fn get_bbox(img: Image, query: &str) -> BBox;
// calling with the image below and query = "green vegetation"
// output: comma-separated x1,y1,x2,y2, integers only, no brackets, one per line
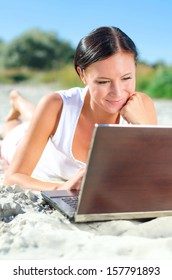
2,29,74,69
0,29,172,98
0,64,83,88
136,63,172,99
40,64,83,88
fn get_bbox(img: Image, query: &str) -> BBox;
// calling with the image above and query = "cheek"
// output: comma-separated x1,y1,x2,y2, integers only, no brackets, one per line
132,77,136,90
91,86,108,100
126,79,136,92
88,87,106,105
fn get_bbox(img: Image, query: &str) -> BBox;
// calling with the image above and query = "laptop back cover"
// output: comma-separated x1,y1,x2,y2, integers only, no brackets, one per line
75,125,172,222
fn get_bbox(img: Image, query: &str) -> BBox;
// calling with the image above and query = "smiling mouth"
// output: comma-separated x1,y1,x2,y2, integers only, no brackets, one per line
107,98,124,104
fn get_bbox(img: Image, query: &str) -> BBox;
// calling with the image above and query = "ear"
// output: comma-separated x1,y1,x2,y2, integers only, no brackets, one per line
77,66,87,84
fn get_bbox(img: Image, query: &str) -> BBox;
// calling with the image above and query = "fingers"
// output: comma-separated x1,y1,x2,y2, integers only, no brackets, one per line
71,167,86,190
59,167,86,191
120,92,147,124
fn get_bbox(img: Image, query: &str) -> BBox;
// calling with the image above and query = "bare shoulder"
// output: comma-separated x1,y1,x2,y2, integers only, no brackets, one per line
36,92,63,117
38,92,63,110
30,92,63,136
137,91,154,104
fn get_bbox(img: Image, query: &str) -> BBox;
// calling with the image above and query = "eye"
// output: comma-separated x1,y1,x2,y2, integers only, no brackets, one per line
122,77,132,81
96,80,110,84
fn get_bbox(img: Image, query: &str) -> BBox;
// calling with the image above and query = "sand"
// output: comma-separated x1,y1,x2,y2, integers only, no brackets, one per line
1,84,172,260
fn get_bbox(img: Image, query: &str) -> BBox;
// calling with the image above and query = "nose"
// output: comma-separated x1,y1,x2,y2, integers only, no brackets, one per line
109,82,122,98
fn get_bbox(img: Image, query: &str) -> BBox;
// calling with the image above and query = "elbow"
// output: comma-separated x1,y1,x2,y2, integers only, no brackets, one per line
3,176,11,187
3,171,17,187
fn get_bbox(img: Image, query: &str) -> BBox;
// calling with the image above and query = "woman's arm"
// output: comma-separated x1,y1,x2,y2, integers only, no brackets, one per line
120,92,157,125
3,93,65,190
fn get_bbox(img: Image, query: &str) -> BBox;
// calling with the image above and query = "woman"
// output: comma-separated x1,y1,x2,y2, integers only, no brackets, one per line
1,26,157,190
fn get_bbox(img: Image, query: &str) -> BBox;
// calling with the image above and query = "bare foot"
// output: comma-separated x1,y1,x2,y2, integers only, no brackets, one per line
5,90,21,121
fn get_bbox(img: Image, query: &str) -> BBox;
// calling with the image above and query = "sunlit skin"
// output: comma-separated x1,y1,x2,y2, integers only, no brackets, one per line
3,52,157,191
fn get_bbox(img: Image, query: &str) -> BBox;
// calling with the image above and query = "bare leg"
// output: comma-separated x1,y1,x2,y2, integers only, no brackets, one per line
2,90,36,138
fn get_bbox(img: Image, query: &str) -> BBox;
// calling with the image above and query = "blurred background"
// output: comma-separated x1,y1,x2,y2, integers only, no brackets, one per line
0,0,172,98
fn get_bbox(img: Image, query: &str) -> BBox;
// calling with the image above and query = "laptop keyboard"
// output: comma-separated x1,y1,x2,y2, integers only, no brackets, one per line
61,196,79,210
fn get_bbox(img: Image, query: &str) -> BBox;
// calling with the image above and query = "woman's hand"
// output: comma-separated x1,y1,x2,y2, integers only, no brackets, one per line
58,167,86,191
120,92,157,125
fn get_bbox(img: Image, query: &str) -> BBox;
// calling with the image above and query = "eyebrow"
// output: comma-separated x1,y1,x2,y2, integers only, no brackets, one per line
121,72,132,77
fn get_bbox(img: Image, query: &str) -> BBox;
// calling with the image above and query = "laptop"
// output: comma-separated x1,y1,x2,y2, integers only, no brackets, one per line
41,124,172,223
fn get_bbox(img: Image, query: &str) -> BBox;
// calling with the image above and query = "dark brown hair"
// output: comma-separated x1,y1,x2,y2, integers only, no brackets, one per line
74,26,138,75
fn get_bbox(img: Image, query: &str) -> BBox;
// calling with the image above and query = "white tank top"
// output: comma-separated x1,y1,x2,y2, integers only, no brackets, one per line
32,87,128,182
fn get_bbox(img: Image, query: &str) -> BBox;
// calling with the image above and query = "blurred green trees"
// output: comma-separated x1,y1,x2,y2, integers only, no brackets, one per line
0,39,6,67
136,63,172,99
0,29,75,69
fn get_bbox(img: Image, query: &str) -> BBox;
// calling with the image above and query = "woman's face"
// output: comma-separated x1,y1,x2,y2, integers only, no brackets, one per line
79,52,136,115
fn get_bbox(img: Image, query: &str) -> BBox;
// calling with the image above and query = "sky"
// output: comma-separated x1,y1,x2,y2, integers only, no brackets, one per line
0,0,172,65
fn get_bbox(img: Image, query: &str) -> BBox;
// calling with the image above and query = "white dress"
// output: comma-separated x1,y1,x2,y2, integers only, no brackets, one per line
1,87,128,182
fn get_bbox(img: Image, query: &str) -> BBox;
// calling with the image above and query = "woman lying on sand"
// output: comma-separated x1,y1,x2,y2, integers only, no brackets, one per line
1,26,157,191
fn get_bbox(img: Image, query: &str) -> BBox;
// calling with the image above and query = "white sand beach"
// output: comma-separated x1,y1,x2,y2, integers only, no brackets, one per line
1,84,172,260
